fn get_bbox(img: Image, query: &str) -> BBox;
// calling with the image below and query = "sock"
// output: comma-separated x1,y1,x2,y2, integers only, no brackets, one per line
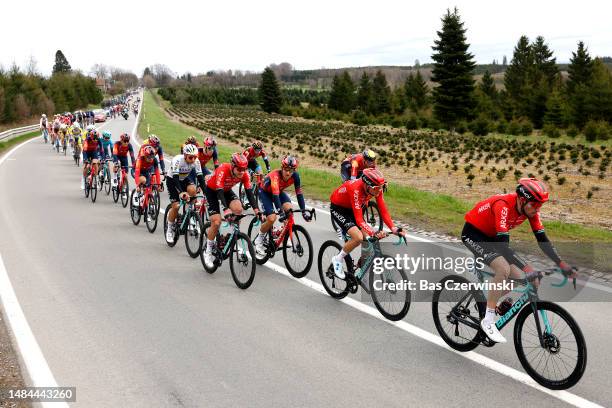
338,250,347,259
484,308,496,324
207,239,215,250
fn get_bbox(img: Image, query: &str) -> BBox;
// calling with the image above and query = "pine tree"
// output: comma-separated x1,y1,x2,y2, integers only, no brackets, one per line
504,36,532,106
544,91,565,127
431,7,476,128
371,70,391,115
502,55,508,66
567,41,593,94
52,50,71,74
328,71,356,113
259,67,282,113
585,58,612,122
405,71,429,113
532,36,558,87
479,70,497,99
357,72,373,113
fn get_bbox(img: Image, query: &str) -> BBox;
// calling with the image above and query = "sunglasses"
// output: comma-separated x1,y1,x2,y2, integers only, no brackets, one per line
185,154,197,160
282,167,295,173
526,201,543,211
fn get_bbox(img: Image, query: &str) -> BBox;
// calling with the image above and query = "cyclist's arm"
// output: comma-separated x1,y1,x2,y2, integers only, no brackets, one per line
157,146,166,172
153,159,161,184
242,171,257,210
351,158,359,179
293,172,306,211
194,159,205,188
530,214,562,265
134,158,142,181
262,153,271,173
112,143,120,162
351,186,375,236
213,148,220,168
375,194,395,231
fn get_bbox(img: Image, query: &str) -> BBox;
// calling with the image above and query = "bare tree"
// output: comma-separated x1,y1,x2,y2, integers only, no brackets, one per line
91,63,109,79
143,75,157,89
25,55,39,76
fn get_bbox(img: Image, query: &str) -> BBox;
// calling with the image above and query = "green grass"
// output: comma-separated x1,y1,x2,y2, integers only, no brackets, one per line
0,131,40,156
141,89,612,245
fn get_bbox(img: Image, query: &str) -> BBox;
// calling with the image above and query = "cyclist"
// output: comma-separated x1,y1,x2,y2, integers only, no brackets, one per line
112,133,136,180
133,145,161,206
197,136,220,176
329,168,405,279
179,136,199,155
81,129,103,190
58,123,68,151
462,178,577,344
243,140,271,176
100,131,114,160
40,114,48,143
254,155,311,256
52,115,61,146
164,144,206,243
340,149,377,181
202,153,260,268
139,134,166,184
70,123,83,154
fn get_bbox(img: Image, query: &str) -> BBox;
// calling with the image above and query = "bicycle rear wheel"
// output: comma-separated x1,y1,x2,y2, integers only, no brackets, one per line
185,211,202,258
432,275,486,352
363,201,383,232
514,301,587,390
90,175,98,203
120,178,129,208
104,167,111,195
369,255,410,321
163,203,180,247
317,240,350,299
229,232,256,289
283,224,313,278
130,190,141,225
112,178,119,203
145,195,159,233
199,222,218,273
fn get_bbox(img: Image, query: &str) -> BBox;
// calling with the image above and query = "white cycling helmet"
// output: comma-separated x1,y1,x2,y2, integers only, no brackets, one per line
60,123,67,129
86,124,95,132
42,114,47,118
183,144,198,156
73,122,81,129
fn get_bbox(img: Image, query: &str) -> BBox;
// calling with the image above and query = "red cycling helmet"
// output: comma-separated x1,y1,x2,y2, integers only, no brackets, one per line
143,146,156,157
231,152,248,170
120,133,130,142
186,135,197,144
252,140,263,150
516,178,549,203
281,155,298,170
204,136,216,147
362,168,386,188
148,135,160,147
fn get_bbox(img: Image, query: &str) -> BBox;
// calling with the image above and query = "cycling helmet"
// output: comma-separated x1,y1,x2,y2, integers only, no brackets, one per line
120,133,130,142
42,114,47,118
102,131,111,139
183,144,198,156
143,146,156,157
252,140,263,150
281,155,298,170
204,136,216,147
362,168,386,188
516,178,549,203
90,130,99,138
186,136,197,144
86,124,95,132
60,123,67,129
148,135,160,146
363,149,377,162
73,122,80,129
231,152,248,170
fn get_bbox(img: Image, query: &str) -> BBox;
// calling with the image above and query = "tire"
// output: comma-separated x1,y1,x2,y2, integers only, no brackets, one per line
317,240,350,299
364,201,383,232
112,182,119,203
247,217,270,265
120,179,129,208
104,167,111,195
145,194,159,233
238,182,250,210
514,301,587,390
432,275,486,352
185,211,202,258
84,176,90,198
90,175,98,203
130,189,141,225
199,222,218,273
229,232,256,289
283,224,313,278
369,255,410,321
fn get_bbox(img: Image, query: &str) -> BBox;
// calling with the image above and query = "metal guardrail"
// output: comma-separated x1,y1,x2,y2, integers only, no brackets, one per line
0,124,39,142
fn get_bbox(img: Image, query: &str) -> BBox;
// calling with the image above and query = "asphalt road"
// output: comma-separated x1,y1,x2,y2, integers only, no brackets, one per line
0,106,610,407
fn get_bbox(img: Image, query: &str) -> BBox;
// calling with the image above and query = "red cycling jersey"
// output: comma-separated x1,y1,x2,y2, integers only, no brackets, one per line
83,134,100,152
342,153,374,178
207,162,251,192
243,146,267,161
113,141,133,157
134,156,160,182
465,193,544,237
330,179,394,236
261,169,303,195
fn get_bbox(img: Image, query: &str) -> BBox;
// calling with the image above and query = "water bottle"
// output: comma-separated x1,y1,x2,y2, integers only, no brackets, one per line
496,297,513,316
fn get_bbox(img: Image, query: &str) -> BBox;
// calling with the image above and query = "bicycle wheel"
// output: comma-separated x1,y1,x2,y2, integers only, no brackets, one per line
145,195,159,233
247,217,270,265
153,190,161,218
283,224,313,278
363,201,383,232
229,232,256,289
317,240,350,299
112,179,119,203
130,190,141,225
84,174,90,198
199,222,218,273
514,301,587,390
104,167,111,195
185,211,202,258
120,178,129,208
369,255,410,321
163,203,180,247
432,275,486,352
238,182,250,209
90,175,98,203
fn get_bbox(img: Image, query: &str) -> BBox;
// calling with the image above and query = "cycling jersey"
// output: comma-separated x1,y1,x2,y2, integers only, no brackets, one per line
330,179,394,236
342,153,373,179
464,193,544,238
261,169,305,211
243,147,271,172
207,163,251,192
112,141,135,168
197,146,219,168
83,133,102,152
134,156,160,184
169,154,204,183
139,139,166,172
100,138,113,160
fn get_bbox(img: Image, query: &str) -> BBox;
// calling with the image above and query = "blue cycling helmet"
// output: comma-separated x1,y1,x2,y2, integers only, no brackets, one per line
102,131,111,139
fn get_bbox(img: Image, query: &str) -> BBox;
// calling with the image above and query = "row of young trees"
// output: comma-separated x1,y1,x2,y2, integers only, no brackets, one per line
0,50,102,125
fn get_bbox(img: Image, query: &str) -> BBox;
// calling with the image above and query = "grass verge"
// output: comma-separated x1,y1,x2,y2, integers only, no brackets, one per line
0,131,40,157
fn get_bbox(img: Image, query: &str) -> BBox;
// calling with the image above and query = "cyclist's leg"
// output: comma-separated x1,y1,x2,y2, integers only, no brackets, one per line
258,190,277,234
166,177,182,222
340,163,352,182
205,186,222,240
227,191,242,215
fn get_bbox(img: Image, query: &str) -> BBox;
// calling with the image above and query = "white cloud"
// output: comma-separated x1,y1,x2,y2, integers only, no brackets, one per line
2,0,611,76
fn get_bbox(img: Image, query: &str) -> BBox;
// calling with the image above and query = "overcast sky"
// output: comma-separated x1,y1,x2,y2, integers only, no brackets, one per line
2,0,611,77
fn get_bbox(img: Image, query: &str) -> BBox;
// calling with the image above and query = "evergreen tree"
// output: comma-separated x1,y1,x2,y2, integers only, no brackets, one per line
371,70,391,115
585,58,612,122
52,50,71,74
479,70,497,99
329,71,356,113
504,35,532,107
357,72,373,113
431,8,476,128
405,71,429,113
567,41,593,94
259,67,282,113
532,36,558,87
544,91,565,127
502,55,508,67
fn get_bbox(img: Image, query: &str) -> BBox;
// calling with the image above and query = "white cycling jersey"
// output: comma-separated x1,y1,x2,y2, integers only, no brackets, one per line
169,154,203,181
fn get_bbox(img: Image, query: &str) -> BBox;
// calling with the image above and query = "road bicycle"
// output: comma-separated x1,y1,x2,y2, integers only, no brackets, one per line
331,201,382,236
318,231,411,321
83,161,98,203
112,165,131,208
163,194,205,258
199,213,257,289
98,159,112,196
73,143,81,166
130,183,161,233
431,265,586,390
247,208,315,278
238,169,262,210
61,135,67,155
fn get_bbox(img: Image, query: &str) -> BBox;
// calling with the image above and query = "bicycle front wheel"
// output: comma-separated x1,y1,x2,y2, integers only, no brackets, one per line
104,167,111,195
283,224,313,278
369,255,410,321
90,175,98,203
238,182,250,210
185,211,202,258
229,232,256,289
514,301,587,390
317,240,349,299
120,179,129,208
130,190,141,225
145,195,159,233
